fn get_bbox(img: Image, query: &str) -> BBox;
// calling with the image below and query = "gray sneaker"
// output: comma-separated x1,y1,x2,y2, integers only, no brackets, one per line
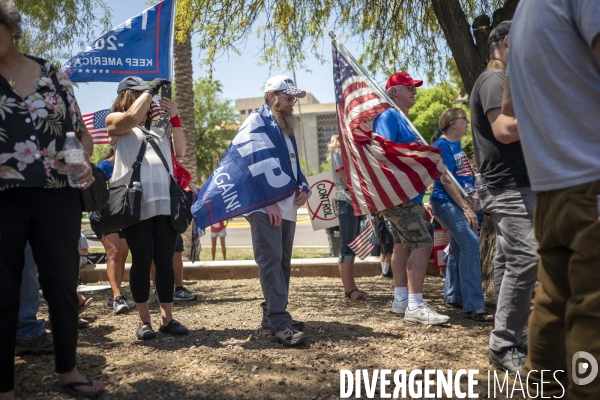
173,286,197,301
108,296,136,309
404,303,450,325
261,315,305,331
270,326,307,346
489,346,525,377
113,295,130,315
390,298,408,315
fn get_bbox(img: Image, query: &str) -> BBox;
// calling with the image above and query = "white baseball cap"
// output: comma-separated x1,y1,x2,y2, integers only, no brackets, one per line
263,75,306,98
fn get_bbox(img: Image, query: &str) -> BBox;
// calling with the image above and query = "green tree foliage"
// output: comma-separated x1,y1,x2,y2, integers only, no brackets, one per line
409,83,474,161
15,0,111,61
409,83,460,145
194,78,239,184
90,144,111,165
185,0,518,93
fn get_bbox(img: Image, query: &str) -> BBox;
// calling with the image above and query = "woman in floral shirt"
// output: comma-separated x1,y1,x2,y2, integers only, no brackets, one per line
0,1,104,398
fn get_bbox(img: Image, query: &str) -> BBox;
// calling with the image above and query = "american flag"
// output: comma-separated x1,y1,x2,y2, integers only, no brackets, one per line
332,40,447,215
83,109,110,145
83,103,164,145
348,222,375,260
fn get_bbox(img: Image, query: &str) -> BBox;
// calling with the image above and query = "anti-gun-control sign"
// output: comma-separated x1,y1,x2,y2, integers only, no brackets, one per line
62,0,175,82
306,172,339,231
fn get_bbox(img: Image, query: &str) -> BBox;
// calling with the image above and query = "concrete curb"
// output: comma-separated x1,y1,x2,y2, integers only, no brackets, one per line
79,257,440,282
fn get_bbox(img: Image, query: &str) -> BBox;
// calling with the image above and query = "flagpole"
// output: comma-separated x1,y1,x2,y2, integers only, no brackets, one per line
329,32,468,198
288,49,310,175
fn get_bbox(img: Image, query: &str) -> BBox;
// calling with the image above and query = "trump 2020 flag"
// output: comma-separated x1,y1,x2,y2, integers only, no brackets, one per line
62,0,175,82
192,104,310,231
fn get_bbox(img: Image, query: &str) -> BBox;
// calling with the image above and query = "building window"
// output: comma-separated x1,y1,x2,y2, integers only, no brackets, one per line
240,110,246,115
317,113,339,167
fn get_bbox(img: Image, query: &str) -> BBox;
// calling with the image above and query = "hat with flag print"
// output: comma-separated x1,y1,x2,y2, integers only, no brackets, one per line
263,75,306,98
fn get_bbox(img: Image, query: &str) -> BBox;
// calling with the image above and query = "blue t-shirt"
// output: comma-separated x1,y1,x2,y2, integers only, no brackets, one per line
430,137,474,203
373,108,424,204
96,159,114,180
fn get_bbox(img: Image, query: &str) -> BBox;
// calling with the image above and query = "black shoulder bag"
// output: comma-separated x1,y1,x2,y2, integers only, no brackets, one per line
89,138,147,232
144,132,193,234
50,71,109,212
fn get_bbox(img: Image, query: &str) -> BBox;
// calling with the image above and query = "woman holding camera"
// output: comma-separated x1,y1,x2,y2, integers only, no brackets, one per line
106,76,187,340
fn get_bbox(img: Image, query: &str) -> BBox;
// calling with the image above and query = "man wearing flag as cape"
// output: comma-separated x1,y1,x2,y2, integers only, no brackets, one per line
192,75,311,346
331,34,450,326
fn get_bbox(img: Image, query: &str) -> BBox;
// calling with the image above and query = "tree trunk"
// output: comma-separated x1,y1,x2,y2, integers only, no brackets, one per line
174,32,197,182
174,32,197,260
430,0,519,94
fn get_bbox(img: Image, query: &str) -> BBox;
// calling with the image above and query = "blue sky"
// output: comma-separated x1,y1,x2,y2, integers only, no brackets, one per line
72,0,429,114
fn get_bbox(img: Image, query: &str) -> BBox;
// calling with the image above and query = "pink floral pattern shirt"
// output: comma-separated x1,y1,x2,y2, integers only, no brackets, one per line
0,56,86,190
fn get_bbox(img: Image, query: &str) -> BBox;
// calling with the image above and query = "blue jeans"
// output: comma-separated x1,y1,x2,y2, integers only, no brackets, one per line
431,201,485,313
17,242,46,340
337,200,361,263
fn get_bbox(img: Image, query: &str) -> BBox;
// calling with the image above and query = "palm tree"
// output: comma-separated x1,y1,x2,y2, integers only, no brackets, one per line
174,31,197,183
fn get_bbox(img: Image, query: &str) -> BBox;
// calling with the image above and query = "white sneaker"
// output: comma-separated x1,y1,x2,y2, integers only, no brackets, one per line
390,298,408,315
404,303,449,325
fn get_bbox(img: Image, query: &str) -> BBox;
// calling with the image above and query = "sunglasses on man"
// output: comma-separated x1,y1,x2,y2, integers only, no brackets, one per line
274,91,298,104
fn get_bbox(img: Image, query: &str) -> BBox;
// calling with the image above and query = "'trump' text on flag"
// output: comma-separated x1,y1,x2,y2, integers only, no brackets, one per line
191,104,310,231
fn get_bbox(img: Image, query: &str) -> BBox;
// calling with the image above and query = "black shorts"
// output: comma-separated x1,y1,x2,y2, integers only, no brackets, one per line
175,233,184,253
92,229,125,241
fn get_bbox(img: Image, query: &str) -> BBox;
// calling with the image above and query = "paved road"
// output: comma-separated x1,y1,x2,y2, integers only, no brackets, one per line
87,218,330,249
199,218,329,248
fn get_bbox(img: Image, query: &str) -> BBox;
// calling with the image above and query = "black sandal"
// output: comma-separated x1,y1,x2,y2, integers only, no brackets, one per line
465,310,494,322
445,302,463,309
345,289,368,300
52,379,105,397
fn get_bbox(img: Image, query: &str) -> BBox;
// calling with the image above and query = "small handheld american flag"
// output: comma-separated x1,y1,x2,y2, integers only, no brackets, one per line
348,223,375,260
83,109,110,145
83,104,164,145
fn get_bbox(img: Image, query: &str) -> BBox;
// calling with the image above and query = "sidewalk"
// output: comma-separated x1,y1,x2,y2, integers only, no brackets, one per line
79,257,439,283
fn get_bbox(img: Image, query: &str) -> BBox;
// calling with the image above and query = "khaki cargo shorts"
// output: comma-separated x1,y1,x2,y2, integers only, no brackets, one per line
380,202,432,249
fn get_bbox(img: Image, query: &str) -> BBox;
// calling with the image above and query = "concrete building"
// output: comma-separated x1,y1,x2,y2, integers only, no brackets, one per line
235,93,337,174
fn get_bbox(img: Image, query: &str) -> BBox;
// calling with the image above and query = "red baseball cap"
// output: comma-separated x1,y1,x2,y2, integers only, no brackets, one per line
385,72,423,90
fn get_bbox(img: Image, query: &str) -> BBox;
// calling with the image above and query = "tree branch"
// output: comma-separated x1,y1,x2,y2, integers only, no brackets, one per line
430,0,486,94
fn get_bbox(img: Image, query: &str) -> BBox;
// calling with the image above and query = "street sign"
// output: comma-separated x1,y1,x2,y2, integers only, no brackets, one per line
306,172,339,231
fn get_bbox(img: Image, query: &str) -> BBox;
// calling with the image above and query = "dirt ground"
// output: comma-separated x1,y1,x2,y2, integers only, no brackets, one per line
14,276,525,399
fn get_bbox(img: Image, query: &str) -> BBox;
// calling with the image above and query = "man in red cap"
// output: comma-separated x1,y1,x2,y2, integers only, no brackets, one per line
373,72,449,326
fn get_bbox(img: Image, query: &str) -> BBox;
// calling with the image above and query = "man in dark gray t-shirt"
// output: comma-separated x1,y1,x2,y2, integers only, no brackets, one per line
469,21,538,378
470,69,529,189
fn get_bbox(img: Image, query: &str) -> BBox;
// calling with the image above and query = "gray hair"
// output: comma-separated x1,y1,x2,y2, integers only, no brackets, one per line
0,0,22,41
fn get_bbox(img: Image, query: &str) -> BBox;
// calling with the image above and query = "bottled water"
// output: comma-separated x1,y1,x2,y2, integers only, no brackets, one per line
63,132,86,188
474,173,487,191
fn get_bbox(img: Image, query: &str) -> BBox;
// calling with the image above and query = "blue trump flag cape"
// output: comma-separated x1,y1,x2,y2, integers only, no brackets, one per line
192,104,310,231
61,0,175,82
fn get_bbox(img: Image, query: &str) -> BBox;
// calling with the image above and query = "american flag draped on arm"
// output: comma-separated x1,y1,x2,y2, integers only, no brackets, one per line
331,37,447,216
